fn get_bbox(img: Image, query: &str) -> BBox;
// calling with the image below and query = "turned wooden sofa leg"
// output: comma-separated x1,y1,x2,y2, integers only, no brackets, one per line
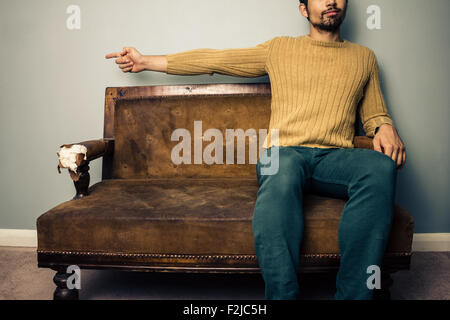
373,272,393,300
73,162,90,200
52,268,79,300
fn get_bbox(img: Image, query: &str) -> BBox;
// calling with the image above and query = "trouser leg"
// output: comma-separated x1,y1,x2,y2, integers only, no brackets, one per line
252,146,311,300
310,148,397,300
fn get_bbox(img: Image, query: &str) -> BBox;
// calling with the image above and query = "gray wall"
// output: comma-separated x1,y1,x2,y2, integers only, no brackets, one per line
0,0,448,233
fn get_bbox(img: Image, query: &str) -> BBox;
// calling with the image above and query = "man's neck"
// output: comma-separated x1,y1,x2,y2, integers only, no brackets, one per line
309,29,343,43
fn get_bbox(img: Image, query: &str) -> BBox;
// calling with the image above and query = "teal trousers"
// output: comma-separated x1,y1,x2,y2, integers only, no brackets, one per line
252,146,397,300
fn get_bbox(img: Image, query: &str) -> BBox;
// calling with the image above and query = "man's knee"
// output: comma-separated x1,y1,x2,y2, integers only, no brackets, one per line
353,150,397,189
257,147,308,193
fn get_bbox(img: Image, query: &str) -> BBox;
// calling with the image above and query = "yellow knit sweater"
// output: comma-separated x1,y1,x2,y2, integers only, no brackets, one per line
166,34,394,149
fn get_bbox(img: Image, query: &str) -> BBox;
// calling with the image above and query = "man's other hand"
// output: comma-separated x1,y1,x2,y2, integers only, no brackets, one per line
105,47,145,73
373,124,406,170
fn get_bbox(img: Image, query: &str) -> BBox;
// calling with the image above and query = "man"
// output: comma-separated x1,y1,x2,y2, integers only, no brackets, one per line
106,0,406,300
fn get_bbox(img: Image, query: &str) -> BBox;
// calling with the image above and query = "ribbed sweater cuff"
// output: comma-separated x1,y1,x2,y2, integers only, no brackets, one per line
365,116,394,137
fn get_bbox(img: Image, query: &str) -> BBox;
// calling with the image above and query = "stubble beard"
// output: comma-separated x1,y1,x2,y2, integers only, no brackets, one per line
310,10,345,32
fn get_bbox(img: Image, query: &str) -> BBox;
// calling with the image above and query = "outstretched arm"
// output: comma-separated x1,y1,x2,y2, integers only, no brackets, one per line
165,38,272,77
105,38,273,77
358,50,406,170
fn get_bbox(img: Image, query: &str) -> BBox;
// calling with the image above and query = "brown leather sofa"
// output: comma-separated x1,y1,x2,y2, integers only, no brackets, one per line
36,83,414,300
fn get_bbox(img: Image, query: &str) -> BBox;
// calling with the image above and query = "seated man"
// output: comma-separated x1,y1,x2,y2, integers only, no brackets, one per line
105,0,406,300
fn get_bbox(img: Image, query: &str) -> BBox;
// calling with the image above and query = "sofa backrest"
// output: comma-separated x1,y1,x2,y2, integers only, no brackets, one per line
103,84,271,179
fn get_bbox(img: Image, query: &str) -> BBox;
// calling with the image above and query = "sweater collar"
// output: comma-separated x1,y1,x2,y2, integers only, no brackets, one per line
301,34,349,48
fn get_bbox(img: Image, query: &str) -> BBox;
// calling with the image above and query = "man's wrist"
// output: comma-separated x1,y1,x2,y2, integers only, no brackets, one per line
375,123,392,135
141,55,152,71
141,55,168,73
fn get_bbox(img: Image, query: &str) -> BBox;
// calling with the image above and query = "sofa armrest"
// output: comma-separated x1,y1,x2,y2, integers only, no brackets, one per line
60,139,112,161
57,139,113,172
353,135,374,150
56,138,114,199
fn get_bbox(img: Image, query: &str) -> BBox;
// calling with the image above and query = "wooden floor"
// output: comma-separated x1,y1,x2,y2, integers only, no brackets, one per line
0,247,448,300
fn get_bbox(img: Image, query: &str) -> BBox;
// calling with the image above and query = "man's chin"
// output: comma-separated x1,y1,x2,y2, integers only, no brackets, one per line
315,24,340,32
315,19,342,32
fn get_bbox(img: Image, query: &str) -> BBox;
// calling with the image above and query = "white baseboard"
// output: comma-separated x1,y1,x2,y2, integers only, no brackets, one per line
0,229,37,247
412,233,450,252
0,229,449,252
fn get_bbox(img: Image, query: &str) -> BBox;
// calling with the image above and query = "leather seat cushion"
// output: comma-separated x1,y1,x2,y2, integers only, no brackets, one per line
37,179,414,255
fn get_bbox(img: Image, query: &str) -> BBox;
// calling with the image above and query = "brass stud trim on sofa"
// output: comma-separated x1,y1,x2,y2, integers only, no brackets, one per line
37,250,411,260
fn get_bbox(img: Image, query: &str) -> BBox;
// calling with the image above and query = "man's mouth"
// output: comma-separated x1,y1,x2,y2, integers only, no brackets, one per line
324,9,339,16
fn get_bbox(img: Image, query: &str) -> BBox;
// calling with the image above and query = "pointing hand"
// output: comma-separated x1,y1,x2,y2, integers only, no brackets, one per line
105,47,145,73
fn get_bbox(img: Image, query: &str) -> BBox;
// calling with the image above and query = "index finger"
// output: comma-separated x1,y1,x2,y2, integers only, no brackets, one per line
105,52,123,59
